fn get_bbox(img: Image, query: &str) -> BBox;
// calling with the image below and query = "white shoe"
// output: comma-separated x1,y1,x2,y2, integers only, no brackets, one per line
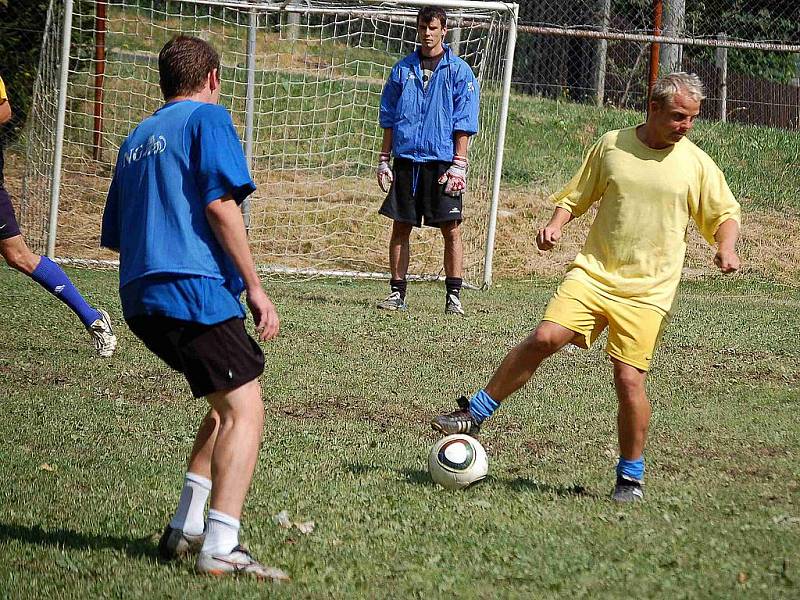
444,293,465,316
377,291,407,311
196,545,290,581
88,308,117,358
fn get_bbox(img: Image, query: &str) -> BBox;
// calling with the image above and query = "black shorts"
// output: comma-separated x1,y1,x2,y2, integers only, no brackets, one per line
379,158,463,228
0,187,22,240
126,315,265,398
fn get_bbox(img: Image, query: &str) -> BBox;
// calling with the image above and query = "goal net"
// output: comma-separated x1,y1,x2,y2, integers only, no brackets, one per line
21,0,518,286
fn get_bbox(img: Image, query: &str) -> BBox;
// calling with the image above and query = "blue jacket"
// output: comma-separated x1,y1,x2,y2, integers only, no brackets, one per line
379,45,480,163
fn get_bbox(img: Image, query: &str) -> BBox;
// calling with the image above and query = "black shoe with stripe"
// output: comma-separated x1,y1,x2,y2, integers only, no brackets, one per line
431,396,480,436
611,475,644,502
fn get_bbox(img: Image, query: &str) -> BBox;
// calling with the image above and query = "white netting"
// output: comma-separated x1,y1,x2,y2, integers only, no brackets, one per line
21,0,516,285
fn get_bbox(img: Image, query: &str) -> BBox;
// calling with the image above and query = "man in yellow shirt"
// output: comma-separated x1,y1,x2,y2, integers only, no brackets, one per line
431,72,741,502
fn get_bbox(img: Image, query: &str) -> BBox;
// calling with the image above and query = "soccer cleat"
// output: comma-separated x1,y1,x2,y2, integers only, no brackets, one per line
157,524,205,562
88,308,117,358
611,475,644,503
196,545,290,581
444,293,465,316
377,291,407,311
431,396,480,436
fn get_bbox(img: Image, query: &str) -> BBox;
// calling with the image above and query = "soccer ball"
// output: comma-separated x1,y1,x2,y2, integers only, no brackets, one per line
428,434,488,490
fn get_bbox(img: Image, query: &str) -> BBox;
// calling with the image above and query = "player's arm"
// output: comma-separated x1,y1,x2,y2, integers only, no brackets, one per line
536,207,574,251
540,136,607,251
376,67,402,192
439,132,470,194
454,131,469,158
713,218,740,273
0,94,12,125
205,195,279,341
377,128,393,192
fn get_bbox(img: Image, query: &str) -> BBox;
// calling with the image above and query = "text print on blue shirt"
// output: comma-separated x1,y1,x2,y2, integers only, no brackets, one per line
124,135,167,165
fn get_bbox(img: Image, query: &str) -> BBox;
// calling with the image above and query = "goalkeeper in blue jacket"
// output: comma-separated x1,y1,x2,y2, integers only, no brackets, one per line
376,5,480,316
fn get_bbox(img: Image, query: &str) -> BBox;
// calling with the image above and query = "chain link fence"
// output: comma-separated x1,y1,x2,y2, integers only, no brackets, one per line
512,0,800,128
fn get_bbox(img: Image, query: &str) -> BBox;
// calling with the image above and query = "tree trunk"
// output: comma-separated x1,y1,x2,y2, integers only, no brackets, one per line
660,0,685,74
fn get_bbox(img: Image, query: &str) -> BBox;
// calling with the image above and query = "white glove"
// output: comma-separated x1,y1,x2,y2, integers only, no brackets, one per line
438,155,468,195
376,153,393,192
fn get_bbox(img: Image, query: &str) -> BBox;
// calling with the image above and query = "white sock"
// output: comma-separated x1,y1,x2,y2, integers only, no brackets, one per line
202,509,240,556
169,472,211,536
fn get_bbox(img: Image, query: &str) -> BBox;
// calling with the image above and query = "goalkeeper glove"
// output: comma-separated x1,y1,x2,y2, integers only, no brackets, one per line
438,155,468,195
376,153,393,192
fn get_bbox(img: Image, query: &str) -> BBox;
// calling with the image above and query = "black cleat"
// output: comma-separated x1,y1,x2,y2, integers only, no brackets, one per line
158,524,205,562
431,396,480,436
611,475,644,502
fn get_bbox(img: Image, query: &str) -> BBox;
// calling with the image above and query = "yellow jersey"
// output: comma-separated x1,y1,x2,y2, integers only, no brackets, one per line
550,126,741,316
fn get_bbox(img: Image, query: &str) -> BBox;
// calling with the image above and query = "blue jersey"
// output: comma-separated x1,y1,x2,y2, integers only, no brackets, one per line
379,45,479,163
101,100,256,323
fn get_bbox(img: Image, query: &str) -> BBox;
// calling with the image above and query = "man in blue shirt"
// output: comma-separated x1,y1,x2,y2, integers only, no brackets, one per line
376,5,480,315
102,36,283,579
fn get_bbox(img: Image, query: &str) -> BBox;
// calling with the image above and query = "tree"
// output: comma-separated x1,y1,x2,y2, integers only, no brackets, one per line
0,0,50,139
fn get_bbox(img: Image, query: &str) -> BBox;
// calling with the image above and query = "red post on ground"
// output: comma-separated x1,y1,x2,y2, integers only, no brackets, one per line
647,0,663,107
93,0,107,161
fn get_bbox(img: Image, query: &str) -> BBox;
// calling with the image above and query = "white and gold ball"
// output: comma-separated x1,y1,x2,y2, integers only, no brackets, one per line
428,434,488,490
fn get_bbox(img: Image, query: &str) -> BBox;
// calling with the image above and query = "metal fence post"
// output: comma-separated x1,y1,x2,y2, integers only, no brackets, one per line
47,0,75,259
482,4,518,289
243,8,257,230
716,33,728,122
594,0,611,106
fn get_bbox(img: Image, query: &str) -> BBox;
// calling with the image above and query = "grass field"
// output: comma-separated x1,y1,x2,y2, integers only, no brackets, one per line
1,266,798,598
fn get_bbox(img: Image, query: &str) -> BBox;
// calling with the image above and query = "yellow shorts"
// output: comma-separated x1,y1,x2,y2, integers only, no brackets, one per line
542,278,668,371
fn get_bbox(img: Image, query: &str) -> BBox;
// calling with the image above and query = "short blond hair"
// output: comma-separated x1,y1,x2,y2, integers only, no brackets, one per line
651,72,705,106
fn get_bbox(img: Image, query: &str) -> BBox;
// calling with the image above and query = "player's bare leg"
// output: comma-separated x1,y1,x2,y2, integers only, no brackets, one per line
379,221,413,310
389,220,413,280
441,221,462,279
433,321,577,434
158,409,220,561
0,234,42,275
485,321,576,400
205,379,264,520
612,360,650,459
441,221,465,315
194,378,278,578
186,409,220,479
611,358,650,502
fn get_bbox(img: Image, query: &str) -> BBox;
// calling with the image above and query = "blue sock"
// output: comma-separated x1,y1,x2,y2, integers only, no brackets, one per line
616,456,645,482
468,389,500,424
30,256,100,328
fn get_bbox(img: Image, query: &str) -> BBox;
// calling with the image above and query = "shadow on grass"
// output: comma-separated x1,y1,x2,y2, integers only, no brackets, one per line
346,463,437,487
0,522,158,561
346,463,596,497
505,478,597,498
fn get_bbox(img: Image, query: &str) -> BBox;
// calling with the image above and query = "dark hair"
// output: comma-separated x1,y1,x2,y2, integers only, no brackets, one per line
417,5,447,29
158,36,220,100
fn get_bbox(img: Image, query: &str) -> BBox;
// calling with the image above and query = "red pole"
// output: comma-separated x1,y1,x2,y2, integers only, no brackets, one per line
648,0,663,106
93,0,107,161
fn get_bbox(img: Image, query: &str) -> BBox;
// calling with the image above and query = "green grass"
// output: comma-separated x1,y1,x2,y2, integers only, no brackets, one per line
1,266,798,598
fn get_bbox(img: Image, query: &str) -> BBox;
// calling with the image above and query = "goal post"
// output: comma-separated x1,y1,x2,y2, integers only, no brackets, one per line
22,0,519,288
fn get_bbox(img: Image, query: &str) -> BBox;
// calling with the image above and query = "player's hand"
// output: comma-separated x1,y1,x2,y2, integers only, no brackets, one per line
714,248,740,274
246,287,280,341
536,225,562,251
376,153,393,192
438,155,468,195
